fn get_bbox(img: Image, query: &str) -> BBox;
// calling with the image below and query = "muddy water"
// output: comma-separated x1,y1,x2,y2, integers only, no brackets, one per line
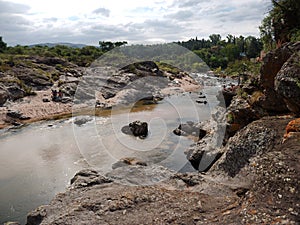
0,91,215,224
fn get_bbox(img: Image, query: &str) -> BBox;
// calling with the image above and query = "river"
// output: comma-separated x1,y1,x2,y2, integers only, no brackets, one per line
0,74,235,224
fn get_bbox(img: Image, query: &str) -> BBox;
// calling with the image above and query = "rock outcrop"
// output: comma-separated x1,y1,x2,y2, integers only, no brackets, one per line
258,41,300,114
275,49,300,115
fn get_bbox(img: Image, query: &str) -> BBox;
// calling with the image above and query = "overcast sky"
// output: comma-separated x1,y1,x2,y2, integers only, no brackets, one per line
0,0,271,46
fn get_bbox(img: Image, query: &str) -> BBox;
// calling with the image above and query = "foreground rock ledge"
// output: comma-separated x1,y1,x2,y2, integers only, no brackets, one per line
26,117,300,225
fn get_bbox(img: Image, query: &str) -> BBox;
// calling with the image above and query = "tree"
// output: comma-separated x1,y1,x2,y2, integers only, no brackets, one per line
0,36,7,53
245,36,263,58
221,44,240,62
99,41,127,52
260,0,300,49
209,34,221,46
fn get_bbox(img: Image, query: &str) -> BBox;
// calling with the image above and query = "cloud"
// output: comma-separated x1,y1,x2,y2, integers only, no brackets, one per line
0,0,269,46
92,7,110,17
0,0,30,14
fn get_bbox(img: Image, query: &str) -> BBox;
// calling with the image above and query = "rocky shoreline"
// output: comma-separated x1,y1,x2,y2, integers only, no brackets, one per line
3,42,300,224
0,59,199,130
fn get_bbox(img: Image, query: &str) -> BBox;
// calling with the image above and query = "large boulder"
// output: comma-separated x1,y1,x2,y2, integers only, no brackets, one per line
211,117,290,177
260,42,297,89
275,50,300,115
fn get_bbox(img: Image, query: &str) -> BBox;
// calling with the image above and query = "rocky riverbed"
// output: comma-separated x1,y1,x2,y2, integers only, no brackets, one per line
2,42,300,224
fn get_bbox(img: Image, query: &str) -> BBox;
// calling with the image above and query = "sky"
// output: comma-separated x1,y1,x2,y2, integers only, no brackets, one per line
0,0,271,46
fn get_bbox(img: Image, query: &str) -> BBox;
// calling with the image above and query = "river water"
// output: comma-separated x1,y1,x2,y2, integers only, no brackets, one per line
0,74,235,224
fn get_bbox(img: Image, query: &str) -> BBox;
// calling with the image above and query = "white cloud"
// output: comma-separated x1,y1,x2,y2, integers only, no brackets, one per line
0,0,270,46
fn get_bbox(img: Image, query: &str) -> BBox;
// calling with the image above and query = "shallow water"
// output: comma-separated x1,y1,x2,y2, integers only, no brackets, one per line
0,73,234,224
0,92,212,224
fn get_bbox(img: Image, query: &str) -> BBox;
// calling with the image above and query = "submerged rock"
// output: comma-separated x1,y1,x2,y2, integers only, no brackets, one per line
74,116,93,126
112,157,147,169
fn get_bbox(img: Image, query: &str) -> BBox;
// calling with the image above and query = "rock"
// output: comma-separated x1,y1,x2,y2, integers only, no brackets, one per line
226,96,264,138
112,157,147,169
36,57,69,67
6,84,25,100
251,89,289,113
121,61,163,78
101,88,116,99
16,71,52,90
184,107,227,171
217,89,236,107
121,121,148,138
42,98,50,102
19,115,31,120
0,86,8,106
275,49,300,115
284,118,300,139
196,100,208,104
61,96,72,103
70,169,112,188
74,116,93,126
173,121,207,139
106,165,173,186
4,222,21,225
60,82,78,97
185,141,223,172
26,206,47,225
260,42,295,89
211,117,290,177
6,110,22,119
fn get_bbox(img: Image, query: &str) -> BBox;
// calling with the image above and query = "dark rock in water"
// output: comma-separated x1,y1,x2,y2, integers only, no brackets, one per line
112,157,147,169
121,120,148,138
196,100,208,104
7,110,22,119
74,116,93,126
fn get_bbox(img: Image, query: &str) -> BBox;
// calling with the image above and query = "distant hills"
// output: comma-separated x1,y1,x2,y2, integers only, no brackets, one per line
29,42,90,48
